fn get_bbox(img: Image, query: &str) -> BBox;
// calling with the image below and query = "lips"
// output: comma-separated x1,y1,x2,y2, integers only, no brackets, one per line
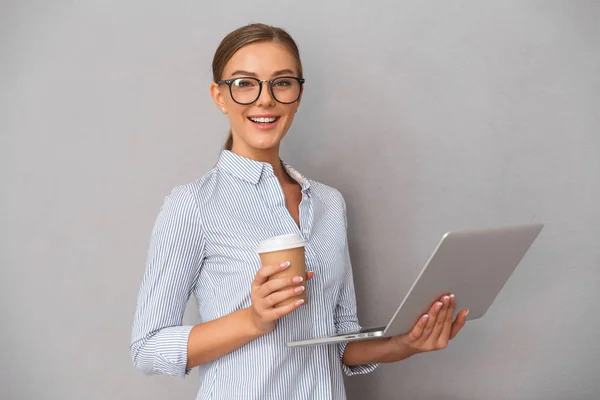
247,115,281,131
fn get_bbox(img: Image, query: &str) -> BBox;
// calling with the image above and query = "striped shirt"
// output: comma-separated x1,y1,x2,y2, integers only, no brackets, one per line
130,150,378,399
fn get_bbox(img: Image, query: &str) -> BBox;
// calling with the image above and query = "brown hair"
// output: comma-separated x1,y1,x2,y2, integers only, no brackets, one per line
212,23,303,150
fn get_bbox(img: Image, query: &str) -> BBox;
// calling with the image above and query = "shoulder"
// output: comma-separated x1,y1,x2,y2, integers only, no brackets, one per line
307,178,347,212
175,166,222,202
305,177,350,234
159,167,220,217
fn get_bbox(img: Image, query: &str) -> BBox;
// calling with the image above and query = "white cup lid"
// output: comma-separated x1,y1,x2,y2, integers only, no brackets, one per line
256,233,307,254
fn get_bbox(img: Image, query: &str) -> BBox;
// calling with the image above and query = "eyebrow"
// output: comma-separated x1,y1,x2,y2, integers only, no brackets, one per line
271,69,295,77
230,70,257,77
229,69,296,78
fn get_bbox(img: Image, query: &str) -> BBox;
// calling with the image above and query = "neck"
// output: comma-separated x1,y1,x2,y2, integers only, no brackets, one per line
230,142,291,183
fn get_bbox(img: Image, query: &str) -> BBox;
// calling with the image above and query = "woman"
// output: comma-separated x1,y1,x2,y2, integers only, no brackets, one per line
130,23,468,399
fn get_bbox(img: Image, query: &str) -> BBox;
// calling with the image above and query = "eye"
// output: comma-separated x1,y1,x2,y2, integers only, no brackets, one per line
274,79,293,88
233,78,257,88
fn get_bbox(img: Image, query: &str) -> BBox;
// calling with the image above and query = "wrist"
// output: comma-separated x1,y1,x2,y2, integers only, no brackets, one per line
242,307,271,338
389,336,420,359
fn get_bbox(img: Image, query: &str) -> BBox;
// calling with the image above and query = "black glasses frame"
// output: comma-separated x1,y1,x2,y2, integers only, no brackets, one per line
217,76,305,105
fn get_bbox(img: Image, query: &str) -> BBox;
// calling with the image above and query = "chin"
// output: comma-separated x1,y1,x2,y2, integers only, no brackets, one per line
249,137,282,151
242,129,285,151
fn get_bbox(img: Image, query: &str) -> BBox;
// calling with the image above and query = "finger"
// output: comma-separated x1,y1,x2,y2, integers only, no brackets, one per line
258,275,303,298
429,295,450,340
406,314,429,342
439,294,456,341
265,285,305,308
267,298,305,320
450,309,469,340
420,300,443,340
306,271,315,281
253,261,290,287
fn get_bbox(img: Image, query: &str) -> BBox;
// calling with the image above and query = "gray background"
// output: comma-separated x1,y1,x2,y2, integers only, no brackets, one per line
2,1,599,399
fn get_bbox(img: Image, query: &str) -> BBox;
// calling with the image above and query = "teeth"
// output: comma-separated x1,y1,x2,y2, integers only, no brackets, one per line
250,117,277,123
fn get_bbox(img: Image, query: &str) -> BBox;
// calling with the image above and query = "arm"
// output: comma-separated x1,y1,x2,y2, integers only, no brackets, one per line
185,308,262,367
186,265,316,368
131,187,309,377
343,337,417,366
130,186,206,378
343,295,469,366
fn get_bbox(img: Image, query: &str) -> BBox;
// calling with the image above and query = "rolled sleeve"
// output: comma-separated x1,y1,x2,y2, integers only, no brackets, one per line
338,341,379,376
335,195,379,376
334,268,380,376
130,185,205,378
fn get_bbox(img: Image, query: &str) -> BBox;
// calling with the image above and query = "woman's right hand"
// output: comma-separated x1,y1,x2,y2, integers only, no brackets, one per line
249,261,313,334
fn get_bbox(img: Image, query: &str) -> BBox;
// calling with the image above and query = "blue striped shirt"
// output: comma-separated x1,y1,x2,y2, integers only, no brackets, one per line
131,150,378,399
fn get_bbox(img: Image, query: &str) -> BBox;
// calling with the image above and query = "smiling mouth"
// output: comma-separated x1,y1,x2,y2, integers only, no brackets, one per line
248,116,280,124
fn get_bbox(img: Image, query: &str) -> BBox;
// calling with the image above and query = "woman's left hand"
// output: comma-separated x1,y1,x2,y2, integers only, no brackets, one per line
392,294,468,355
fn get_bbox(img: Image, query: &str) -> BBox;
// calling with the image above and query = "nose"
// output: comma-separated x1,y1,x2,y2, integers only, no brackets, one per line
255,81,276,107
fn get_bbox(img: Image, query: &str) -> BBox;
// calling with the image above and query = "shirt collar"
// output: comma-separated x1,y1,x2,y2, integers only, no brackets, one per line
282,161,311,192
217,150,311,191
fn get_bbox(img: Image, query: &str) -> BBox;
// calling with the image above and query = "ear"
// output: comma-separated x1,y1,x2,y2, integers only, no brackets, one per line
210,82,228,114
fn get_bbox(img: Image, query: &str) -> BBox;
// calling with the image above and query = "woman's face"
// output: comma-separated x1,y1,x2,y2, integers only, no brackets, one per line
211,41,302,153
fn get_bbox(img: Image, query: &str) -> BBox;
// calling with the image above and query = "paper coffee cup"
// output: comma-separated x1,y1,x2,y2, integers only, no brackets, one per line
257,234,307,307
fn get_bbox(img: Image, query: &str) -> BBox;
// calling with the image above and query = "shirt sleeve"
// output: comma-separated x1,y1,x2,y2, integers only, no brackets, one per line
334,194,380,376
130,185,205,378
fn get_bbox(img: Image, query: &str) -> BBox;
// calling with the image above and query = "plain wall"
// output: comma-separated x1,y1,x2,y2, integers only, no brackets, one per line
2,1,599,399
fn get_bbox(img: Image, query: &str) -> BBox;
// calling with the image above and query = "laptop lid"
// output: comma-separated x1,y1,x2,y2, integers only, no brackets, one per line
382,223,544,337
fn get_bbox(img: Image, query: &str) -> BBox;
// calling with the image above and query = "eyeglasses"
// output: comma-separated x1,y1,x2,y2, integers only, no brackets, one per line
217,76,305,105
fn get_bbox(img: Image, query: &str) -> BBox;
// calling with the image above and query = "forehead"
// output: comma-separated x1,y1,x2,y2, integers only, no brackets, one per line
222,41,299,77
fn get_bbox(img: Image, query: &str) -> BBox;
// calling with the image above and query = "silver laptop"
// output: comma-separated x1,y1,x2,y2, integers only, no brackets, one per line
287,223,544,347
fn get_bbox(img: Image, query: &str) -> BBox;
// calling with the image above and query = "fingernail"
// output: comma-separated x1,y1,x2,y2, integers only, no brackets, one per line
295,299,304,306
437,302,443,308
293,276,303,283
423,314,429,320
295,286,305,293
465,309,470,316
280,261,290,268
449,294,455,299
